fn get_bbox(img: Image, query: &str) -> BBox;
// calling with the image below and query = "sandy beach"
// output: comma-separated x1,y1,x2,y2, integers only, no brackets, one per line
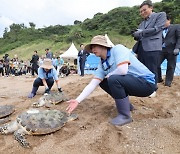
0,74,180,154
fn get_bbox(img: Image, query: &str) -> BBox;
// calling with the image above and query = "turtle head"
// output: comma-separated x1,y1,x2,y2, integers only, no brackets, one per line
0,126,7,134
32,97,47,107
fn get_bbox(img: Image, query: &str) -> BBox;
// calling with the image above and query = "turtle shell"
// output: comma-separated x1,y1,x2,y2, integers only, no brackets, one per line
0,105,15,119
32,92,69,108
44,92,69,105
16,109,70,135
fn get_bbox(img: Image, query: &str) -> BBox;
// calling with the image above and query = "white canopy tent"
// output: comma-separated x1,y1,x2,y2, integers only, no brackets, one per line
60,42,78,59
60,42,79,65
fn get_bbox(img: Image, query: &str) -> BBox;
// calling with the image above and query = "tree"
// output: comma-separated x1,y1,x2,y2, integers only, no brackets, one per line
74,20,82,25
29,22,36,28
9,23,26,32
3,28,9,38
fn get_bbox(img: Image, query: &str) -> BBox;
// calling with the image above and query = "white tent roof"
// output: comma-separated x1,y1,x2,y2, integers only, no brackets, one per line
105,34,114,47
60,42,78,59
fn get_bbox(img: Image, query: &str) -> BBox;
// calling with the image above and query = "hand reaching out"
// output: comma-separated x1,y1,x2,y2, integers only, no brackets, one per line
66,99,79,114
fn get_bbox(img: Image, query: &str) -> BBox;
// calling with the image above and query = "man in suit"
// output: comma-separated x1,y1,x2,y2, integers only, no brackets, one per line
132,0,166,96
78,44,90,76
45,48,53,59
157,15,180,87
30,50,39,76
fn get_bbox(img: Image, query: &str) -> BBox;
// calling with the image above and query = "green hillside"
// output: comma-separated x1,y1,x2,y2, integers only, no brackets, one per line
0,0,179,60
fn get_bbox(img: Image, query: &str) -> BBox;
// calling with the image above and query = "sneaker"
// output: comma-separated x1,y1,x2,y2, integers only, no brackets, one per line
148,91,156,98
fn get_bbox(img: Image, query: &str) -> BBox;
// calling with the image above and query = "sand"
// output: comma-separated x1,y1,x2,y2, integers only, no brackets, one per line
0,74,180,154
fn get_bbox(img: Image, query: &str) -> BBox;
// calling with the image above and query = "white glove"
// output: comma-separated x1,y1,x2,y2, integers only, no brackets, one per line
173,48,179,56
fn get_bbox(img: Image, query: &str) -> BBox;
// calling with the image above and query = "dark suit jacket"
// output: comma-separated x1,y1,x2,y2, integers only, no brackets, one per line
78,50,90,63
163,24,180,53
30,54,39,68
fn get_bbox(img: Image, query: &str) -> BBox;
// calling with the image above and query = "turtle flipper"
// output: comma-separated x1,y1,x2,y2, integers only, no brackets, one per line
14,129,30,148
67,113,78,121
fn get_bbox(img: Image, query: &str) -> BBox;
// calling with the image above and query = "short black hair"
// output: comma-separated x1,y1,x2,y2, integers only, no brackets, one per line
166,14,171,21
80,44,84,47
140,0,153,8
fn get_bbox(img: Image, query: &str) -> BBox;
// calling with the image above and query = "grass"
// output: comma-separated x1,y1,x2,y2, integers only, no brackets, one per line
0,35,136,61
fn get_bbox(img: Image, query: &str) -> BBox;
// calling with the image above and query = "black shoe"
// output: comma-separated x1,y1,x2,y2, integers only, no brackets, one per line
165,81,171,87
158,79,163,83
155,85,158,91
165,84,171,87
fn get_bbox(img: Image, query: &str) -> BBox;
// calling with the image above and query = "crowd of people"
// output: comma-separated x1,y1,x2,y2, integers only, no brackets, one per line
0,54,31,77
0,49,66,78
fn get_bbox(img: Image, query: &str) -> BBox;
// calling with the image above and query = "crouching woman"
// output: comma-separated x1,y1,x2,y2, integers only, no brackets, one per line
66,35,155,126
28,58,62,98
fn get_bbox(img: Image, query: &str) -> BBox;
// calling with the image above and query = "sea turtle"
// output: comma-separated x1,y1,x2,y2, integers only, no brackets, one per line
0,109,78,148
32,91,69,107
0,105,15,125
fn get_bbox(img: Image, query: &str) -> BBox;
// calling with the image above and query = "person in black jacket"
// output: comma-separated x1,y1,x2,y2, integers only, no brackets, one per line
30,50,39,76
157,15,180,87
4,54,10,76
78,44,90,76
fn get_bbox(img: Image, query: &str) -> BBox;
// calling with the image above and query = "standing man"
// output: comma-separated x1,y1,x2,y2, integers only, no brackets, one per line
132,0,166,96
78,44,90,76
45,48,53,59
4,54,10,77
30,50,39,76
157,15,180,87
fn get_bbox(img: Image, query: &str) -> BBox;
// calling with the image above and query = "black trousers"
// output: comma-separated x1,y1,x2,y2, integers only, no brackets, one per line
157,48,177,86
79,60,85,76
137,42,160,89
31,64,39,76
99,74,155,99
0,68,4,76
33,77,54,89
4,64,10,76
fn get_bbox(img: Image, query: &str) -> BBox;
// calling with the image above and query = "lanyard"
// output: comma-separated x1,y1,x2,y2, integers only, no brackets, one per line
101,49,111,71
43,69,51,78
